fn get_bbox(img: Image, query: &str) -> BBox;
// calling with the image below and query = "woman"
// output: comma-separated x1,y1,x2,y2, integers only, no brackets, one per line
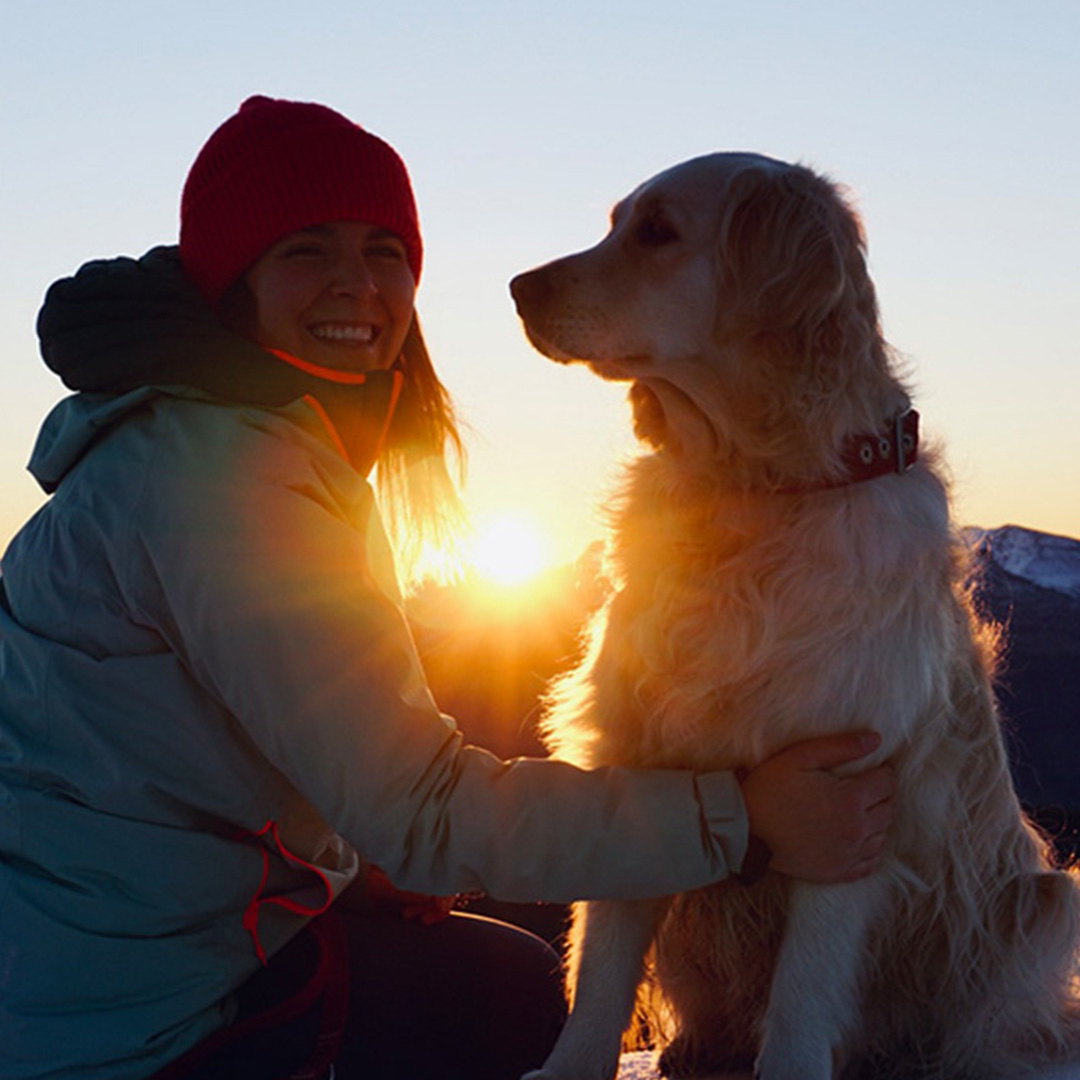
0,96,894,1080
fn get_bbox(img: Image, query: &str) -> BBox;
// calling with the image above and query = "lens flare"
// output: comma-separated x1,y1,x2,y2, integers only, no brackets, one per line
470,513,551,586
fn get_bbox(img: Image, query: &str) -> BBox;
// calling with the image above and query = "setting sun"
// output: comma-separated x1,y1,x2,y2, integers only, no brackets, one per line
470,513,551,586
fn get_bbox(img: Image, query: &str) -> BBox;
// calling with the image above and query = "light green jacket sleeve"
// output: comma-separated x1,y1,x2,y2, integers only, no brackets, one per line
124,398,749,902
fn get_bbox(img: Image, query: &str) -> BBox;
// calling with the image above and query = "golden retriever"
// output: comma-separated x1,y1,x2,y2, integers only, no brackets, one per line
509,153,1080,1080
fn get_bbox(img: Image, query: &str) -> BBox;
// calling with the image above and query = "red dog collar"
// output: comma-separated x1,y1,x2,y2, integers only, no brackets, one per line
781,409,920,494
839,408,920,485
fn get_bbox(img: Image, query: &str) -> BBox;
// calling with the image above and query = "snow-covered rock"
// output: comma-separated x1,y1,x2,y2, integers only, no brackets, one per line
958,525,1080,826
967,524,1080,600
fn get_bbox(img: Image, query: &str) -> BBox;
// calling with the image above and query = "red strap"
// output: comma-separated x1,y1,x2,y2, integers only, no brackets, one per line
288,912,350,1080
301,364,403,476
239,820,336,965
151,910,350,1080
262,346,374,385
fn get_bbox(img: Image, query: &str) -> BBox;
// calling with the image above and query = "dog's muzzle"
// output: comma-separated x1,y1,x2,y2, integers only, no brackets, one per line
509,268,573,361
509,267,554,320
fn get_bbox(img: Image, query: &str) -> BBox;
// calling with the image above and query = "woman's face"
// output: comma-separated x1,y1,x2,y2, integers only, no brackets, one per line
243,220,416,374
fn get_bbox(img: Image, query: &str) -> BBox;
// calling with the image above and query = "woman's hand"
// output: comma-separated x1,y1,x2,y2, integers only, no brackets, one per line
738,731,895,884
363,865,458,925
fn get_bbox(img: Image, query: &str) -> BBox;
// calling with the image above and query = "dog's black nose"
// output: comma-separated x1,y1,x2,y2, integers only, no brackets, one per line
509,268,553,315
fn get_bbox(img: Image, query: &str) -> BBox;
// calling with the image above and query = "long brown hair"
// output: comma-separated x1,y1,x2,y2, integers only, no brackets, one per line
377,313,468,587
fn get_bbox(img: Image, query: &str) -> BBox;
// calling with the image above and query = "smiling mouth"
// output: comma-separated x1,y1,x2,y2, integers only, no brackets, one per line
310,323,378,345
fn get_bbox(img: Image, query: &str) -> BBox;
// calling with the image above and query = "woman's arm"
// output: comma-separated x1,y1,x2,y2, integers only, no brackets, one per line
126,398,892,903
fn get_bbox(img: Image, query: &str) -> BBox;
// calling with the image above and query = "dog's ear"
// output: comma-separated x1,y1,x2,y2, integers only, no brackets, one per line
629,382,667,449
717,164,866,348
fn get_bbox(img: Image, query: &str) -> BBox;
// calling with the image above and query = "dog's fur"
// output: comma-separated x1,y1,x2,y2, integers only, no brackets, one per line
510,153,1080,1080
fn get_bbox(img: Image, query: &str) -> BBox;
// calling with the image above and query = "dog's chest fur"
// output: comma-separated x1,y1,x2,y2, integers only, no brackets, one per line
549,445,957,779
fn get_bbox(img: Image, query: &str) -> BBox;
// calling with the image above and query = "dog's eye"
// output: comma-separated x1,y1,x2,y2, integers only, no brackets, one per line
636,215,679,247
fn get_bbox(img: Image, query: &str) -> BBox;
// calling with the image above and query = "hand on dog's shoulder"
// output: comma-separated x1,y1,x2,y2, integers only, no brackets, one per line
739,731,895,885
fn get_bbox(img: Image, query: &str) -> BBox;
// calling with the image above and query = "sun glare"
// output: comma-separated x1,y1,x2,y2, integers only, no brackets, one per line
470,513,551,587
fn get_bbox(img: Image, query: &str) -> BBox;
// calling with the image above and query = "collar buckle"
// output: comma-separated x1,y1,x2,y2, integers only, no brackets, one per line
894,408,919,475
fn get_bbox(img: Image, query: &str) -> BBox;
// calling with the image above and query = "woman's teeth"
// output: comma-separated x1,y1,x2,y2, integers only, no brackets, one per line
311,324,375,343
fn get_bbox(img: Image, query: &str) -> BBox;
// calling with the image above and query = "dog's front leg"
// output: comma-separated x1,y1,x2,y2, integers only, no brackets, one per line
523,897,669,1080
754,874,889,1080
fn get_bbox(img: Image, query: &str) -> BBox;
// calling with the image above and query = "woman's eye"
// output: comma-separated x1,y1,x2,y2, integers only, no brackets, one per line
368,243,406,261
282,244,325,258
637,216,679,247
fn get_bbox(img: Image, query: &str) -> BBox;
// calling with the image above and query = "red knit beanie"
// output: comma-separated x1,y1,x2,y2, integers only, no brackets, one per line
179,95,423,304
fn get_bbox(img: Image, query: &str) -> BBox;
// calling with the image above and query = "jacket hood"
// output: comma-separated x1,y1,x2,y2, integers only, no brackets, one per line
38,246,311,402
32,246,403,490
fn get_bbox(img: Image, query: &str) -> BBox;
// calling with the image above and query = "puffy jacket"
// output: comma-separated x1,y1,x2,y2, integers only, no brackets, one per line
0,249,748,1079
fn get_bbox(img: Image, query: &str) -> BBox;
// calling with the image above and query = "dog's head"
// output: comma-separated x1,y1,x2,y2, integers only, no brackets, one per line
510,153,906,486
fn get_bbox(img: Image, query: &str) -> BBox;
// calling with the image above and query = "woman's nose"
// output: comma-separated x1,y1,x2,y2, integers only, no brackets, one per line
331,254,377,296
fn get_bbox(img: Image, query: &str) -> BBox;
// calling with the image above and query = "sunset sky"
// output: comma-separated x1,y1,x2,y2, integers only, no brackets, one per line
2,1,1077,574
